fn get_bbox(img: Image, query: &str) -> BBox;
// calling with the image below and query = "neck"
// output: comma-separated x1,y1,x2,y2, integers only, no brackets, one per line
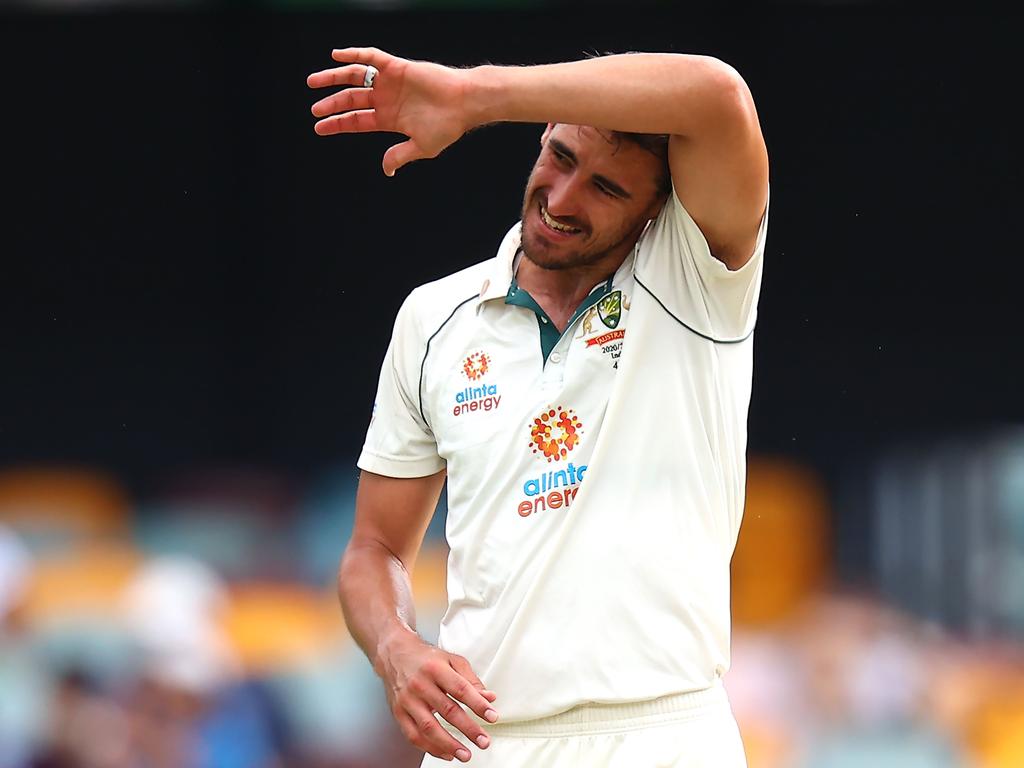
514,236,638,333
516,253,622,310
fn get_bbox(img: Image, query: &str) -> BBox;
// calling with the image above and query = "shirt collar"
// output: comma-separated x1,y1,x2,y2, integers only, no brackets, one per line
475,220,639,305
476,222,522,305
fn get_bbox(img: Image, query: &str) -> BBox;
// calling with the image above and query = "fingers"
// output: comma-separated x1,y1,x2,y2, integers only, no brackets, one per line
396,709,471,763
331,46,389,68
311,87,373,118
314,110,379,137
438,657,500,724
423,689,491,753
391,656,498,760
448,654,500,711
382,140,429,177
306,64,371,90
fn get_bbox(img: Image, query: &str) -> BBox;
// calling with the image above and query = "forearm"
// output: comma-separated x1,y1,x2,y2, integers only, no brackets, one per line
338,539,420,675
465,53,745,138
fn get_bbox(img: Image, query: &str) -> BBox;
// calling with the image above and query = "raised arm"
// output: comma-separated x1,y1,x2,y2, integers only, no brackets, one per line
308,48,768,267
341,469,499,763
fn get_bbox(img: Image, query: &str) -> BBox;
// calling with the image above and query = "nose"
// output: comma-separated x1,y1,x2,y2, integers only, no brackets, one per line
544,173,585,219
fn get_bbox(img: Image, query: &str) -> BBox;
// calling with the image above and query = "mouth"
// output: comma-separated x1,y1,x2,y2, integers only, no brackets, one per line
537,201,583,238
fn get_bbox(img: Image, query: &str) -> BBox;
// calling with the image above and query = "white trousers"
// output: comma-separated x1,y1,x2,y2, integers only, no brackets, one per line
421,682,748,768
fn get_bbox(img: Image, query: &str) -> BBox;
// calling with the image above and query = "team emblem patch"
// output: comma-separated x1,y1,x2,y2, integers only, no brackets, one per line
462,351,490,381
597,291,622,329
528,406,583,463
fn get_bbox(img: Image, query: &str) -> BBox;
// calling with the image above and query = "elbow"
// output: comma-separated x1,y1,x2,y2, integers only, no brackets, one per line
336,536,373,592
338,534,410,585
667,55,759,138
698,60,760,141
716,61,758,124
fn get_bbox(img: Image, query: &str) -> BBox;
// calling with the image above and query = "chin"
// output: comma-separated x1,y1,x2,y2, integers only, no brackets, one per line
521,239,578,272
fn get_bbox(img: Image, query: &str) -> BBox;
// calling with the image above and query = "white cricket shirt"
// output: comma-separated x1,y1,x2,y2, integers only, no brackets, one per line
358,185,769,721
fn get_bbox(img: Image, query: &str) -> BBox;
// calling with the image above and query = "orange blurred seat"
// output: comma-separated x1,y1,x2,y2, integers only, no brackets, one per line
21,542,144,624
734,721,793,768
962,673,1024,768
731,458,830,626
221,582,349,675
411,541,449,606
0,467,131,552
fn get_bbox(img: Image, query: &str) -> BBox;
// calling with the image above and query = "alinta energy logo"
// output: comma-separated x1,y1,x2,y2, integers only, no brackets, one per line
462,351,490,381
518,406,587,517
529,406,582,462
453,350,501,417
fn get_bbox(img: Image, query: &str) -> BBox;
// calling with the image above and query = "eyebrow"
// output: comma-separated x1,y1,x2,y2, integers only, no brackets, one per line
549,138,633,200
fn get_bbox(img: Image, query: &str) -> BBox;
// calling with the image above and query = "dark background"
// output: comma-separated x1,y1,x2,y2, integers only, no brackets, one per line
2,7,1018,562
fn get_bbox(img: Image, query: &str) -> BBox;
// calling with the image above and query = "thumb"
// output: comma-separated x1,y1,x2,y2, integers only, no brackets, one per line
382,139,427,177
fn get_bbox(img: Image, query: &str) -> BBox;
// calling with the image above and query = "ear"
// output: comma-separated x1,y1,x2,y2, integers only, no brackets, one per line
644,192,669,223
540,123,555,146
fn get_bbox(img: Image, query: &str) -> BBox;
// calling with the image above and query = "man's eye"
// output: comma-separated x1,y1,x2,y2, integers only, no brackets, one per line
553,151,570,164
595,183,615,198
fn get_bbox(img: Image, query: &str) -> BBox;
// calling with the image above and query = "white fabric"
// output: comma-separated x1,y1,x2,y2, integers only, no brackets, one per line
421,683,747,767
359,186,768,722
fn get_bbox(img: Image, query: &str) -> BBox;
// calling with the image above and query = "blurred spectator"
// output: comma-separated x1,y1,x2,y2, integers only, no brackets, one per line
0,525,32,625
115,556,287,768
120,555,237,693
29,668,132,768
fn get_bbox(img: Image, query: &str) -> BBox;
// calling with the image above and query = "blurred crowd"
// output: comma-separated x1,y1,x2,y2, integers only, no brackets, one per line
0,448,1022,767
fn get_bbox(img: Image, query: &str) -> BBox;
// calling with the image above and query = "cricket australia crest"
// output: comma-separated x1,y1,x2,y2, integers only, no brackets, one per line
597,291,623,329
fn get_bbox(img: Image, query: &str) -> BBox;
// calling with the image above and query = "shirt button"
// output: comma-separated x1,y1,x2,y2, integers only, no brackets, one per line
550,352,562,364
540,317,548,324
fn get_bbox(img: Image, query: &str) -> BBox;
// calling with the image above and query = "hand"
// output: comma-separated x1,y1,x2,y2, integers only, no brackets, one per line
376,631,499,763
308,47,474,177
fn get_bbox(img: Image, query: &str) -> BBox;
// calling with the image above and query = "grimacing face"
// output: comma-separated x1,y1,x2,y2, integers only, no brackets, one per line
519,124,668,272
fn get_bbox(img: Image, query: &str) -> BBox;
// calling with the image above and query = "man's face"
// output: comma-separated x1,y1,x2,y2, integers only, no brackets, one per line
520,124,667,272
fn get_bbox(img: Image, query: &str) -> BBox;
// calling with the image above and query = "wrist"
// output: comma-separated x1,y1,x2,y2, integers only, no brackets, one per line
372,621,420,677
462,64,507,129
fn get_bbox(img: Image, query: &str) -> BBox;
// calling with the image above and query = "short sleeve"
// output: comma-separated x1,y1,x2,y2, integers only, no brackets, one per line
634,184,769,341
357,291,446,478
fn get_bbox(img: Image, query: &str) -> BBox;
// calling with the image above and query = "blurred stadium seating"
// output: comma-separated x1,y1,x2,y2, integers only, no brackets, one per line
1,440,1023,767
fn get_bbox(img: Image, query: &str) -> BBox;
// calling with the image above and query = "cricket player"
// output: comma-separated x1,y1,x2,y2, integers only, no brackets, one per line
308,46,769,766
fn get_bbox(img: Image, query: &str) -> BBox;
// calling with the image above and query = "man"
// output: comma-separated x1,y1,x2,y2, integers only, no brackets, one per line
308,46,769,767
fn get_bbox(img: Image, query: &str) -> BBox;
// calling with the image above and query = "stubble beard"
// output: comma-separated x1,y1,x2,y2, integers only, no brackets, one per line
520,230,608,272
520,193,643,273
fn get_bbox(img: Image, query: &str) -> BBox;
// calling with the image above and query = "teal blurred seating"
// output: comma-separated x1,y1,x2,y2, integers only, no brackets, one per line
292,466,359,586
133,503,278,581
294,463,449,586
267,646,392,762
800,724,964,768
30,615,140,688
0,628,51,766
133,467,299,582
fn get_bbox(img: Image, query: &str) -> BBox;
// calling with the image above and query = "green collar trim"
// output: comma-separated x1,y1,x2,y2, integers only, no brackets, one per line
505,270,616,363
